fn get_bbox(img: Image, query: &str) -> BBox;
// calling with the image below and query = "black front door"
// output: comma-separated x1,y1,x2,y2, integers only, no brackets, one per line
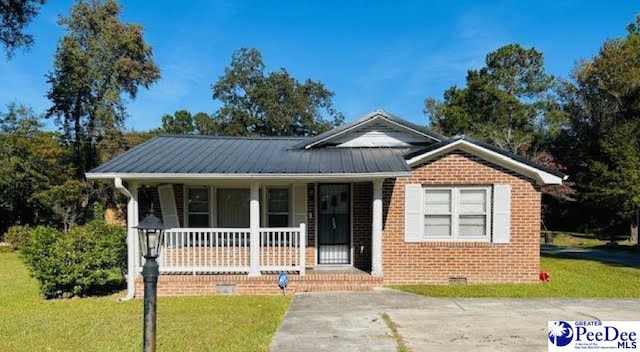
317,184,350,265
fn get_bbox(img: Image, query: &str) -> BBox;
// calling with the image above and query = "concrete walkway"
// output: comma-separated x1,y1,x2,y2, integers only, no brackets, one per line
270,289,640,352
541,244,640,267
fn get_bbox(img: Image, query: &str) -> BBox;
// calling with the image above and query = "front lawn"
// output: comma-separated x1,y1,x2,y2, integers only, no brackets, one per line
0,251,290,352
392,256,640,298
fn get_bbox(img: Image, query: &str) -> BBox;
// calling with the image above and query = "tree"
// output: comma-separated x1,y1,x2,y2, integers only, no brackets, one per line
46,0,160,176
425,44,560,154
0,103,72,230
161,110,196,134
35,179,96,231
211,48,344,137
426,44,574,227
558,15,640,237
0,0,45,58
193,112,219,135
96,128,158,163
160,110,219,135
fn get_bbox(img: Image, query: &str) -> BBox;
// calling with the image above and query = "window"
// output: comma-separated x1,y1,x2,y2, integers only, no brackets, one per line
424,189,452,237
217,188,250,228
187,187,209,227
423,186,490,241
267,188,289,227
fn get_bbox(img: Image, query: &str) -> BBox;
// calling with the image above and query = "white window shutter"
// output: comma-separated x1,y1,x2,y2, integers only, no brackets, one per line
158,185,180,228
492,184,511,244
404,184,424,242
292,184,308,227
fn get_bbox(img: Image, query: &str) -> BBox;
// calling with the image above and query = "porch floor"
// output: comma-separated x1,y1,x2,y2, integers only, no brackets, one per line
306,266,370,275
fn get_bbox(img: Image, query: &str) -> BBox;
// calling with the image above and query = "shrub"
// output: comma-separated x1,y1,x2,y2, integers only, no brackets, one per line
3,225,33,250
21,221,127,299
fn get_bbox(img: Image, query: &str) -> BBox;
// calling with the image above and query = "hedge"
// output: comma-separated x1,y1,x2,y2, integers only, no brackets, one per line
21,221,127,299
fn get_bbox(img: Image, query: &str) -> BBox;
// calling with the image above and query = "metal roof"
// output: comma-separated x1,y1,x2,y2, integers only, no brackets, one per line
86,111,566,184
87,135,412,176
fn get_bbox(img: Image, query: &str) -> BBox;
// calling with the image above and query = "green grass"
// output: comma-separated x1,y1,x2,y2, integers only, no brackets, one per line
0,251,290,352
381,313,411,352
392,256,640,298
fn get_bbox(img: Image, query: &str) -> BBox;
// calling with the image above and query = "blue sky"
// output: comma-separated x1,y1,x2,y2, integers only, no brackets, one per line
0,0,638,131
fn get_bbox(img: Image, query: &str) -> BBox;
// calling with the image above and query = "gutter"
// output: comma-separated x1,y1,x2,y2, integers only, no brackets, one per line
114,177,136,301
86,171,413,180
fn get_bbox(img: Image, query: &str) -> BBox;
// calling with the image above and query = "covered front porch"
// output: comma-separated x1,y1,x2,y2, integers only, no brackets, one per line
119,178,386,295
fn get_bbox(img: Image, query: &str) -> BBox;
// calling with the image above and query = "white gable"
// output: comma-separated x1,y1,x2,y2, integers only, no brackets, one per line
301,110,443,149
332,118,433,148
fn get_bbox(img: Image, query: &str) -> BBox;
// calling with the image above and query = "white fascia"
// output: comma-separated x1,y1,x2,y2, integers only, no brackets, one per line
304,116,378,149
406,140,567,185
304,112,437,149
86,171,412,181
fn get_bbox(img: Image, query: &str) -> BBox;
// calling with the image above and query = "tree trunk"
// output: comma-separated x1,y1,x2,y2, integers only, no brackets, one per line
631,210,639,244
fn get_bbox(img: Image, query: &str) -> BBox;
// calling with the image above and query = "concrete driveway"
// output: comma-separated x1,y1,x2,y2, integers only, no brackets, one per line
270,289,640,352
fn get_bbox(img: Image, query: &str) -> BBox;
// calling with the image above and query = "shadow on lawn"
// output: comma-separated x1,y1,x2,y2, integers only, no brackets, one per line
541,245,640,269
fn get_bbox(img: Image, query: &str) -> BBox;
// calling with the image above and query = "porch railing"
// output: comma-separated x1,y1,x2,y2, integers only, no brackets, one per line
148,224,305,275
260,227,306,272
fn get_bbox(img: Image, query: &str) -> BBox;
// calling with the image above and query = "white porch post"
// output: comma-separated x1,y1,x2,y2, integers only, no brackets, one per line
299,223,306,276
127,181,139,297
249,182,261,276
371,179,383,276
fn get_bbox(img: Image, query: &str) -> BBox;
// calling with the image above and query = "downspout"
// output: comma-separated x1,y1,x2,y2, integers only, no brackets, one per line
115,177,137,301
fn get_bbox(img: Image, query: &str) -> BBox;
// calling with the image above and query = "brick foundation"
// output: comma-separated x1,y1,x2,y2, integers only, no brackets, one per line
133,271,382,297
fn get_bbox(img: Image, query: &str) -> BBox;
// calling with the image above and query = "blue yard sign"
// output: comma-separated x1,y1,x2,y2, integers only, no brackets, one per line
277,271,289,295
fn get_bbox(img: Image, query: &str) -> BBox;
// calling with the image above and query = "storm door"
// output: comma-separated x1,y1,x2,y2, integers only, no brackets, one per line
317,184,351,264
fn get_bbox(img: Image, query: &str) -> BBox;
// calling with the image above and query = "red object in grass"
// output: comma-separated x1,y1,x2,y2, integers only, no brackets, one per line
539,271,550,282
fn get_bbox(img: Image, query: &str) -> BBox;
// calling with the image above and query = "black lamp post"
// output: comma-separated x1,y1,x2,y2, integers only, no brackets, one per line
135,209,167,352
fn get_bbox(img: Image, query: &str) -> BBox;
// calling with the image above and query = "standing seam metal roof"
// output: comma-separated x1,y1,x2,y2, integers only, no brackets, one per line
87,135,411,175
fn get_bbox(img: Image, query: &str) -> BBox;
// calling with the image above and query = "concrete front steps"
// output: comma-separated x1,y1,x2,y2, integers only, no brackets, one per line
295,271,383,293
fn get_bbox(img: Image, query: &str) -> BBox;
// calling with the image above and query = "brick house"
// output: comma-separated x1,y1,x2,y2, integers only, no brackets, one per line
86,110,566,296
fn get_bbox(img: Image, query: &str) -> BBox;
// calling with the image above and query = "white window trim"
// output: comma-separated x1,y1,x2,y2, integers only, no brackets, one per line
185,185,210,227
423,186,492,242
266,186,291,227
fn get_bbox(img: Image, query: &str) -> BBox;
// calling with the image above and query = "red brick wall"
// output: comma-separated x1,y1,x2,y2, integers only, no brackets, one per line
174,185,184,226
352,182,372,272
306,183,316,266
134,272,383,296
382,151,541,284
